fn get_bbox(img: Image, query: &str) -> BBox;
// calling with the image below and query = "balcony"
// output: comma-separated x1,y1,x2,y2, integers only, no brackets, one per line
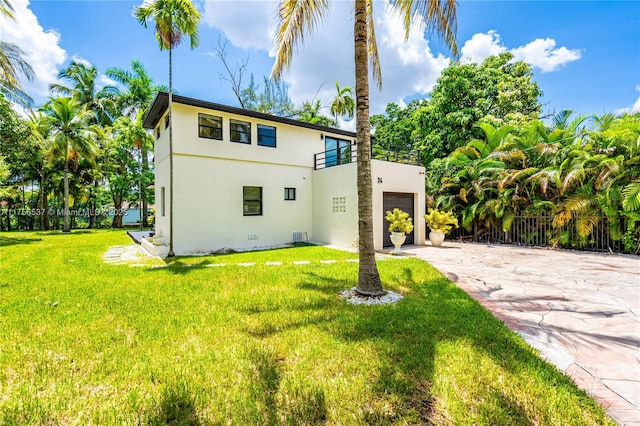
314,146,421,170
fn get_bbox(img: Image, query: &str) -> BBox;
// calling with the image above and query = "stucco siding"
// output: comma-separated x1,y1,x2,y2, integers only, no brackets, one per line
311,163,359,248
171,154,313,254
371,160,426,248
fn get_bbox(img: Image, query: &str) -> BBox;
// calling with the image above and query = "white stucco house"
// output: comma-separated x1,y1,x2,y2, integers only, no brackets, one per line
141,92,425,256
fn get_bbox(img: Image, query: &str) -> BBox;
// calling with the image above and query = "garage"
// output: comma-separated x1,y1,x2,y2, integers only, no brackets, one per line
382,192,415,247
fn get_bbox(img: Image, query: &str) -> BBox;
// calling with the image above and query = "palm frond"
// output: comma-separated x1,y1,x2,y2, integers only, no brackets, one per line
622,182,640,212
365,0,382,88
271,0,330,81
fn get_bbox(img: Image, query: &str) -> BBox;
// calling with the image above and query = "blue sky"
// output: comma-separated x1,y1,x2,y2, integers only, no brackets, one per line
3,0,639,125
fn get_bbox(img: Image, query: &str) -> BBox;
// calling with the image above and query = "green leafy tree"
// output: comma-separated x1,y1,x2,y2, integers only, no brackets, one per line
241,74,295,117
414,53,542,165
296,100,336,127
106,60,165,226
40,97,99,233
371,100,423,153
135,0,200,256
104,115,152,228
272,0,458,296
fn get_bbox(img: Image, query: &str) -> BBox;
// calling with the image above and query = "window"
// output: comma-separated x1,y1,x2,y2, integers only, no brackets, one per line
161,186,166,217
199,113,222,140
231,119,251,144
284,187,296,201
324,136,351,167
165,113,170,129
257,124,276,147
156,126,161,139
243,186,262,216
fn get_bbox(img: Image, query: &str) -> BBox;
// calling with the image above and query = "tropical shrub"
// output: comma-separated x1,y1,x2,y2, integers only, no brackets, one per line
385,208,414,234
424,208,458,234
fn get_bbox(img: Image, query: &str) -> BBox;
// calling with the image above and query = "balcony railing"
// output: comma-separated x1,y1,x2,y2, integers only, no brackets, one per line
314,146,421,170
314,147,357,170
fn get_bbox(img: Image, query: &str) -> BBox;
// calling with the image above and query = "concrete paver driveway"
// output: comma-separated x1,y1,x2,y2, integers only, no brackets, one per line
404,242,640,425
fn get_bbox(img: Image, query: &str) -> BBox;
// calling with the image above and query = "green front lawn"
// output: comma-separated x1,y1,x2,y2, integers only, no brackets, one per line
0,231,613,424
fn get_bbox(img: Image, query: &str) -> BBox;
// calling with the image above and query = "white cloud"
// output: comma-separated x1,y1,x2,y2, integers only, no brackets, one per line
98,75,119,90
70,55,92,68
615,84,640,115
201,0,276,50
203,0,449,117
461,31,581,73
460,30,506,64
511,38,581,73
0,0,66,99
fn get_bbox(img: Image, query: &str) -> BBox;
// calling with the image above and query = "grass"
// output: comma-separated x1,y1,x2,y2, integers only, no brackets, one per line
0,230,614,425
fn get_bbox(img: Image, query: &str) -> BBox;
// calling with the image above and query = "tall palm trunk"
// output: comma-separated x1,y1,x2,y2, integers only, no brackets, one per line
167,45,175,256
63,154,71,233
141,146,149,227
354,0,382,296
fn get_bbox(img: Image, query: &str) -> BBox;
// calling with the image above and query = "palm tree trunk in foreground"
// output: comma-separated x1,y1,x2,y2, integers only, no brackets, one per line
167,45,175,257
63,154,71,233
354,0,383,296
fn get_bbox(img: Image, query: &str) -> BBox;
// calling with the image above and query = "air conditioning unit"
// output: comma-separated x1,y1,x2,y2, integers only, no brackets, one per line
292,231,308,243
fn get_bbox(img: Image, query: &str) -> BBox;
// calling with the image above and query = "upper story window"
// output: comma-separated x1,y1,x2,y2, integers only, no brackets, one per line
325,136,352,167
165,113,170,129
156,126,160,139
257,124,276,148
230,119,251,144
199,113,222,140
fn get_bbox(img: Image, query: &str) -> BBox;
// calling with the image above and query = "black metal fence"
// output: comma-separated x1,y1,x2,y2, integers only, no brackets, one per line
314,146,357,170
448,215,631,254
314,146,421,170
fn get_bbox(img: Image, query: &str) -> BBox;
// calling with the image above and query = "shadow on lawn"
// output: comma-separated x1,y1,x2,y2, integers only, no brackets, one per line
295,266,588,423
0,235,42,247
144,381,204,426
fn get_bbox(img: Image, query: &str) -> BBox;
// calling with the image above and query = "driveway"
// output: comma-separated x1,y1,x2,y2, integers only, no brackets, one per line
403,242,640,425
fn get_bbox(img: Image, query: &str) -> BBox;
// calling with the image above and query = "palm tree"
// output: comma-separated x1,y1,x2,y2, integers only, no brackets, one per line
40,97,98,233
50,61,115,126
106,60,167,226
135,0,200,257
106,59,167,119
0,0,34,107
272,0,458,295
297,99,337,127
330,81,355,124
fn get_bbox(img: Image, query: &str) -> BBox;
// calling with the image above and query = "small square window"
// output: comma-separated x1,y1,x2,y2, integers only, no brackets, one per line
284,187,296,201
243,186,262,216
199,113,222,140
258,124,276,147
231,119,251,144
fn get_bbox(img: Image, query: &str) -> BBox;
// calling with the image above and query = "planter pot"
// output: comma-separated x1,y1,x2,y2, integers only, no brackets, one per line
390,232,407,254
429,230,445,247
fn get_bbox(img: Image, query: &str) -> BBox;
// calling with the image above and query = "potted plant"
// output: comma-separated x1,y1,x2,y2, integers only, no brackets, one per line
385,208,414,254
424,208,458,247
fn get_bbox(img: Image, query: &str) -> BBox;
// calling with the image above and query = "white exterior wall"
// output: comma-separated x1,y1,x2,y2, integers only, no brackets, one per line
312,162,359,248
152,101,425,254
154,102,350,254
311,160,425,250
153,114,170,241
371,160,426,248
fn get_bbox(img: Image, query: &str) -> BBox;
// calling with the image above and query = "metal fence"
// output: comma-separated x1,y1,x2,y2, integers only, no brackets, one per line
314,146,421,170
448,215,630,254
